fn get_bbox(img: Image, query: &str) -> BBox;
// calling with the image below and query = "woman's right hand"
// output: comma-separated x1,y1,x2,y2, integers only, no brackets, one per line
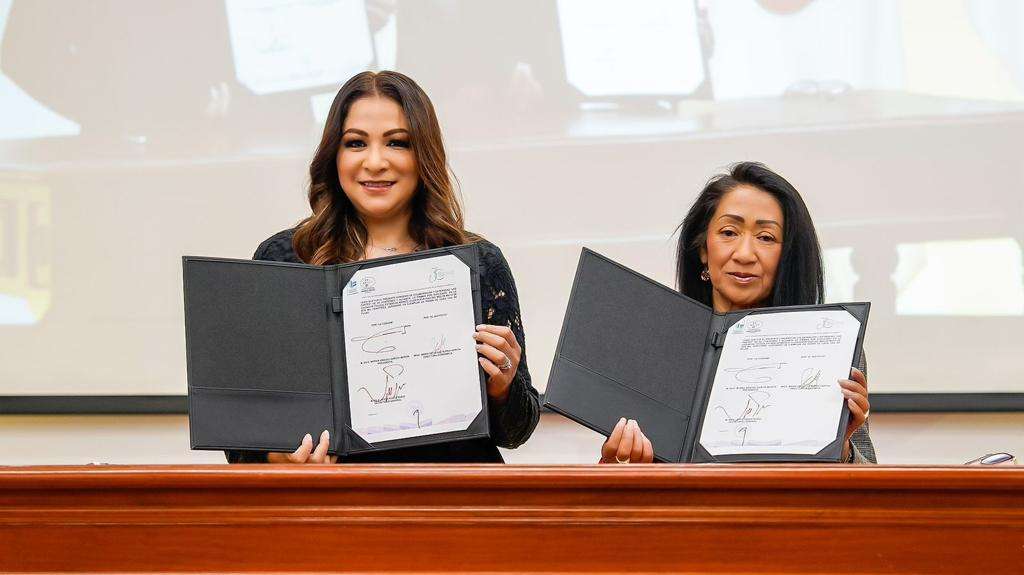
267,430,338,464
599,418,654,464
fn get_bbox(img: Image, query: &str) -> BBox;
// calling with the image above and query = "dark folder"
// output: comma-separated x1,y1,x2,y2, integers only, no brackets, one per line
544,248,869,463
182,244,489,456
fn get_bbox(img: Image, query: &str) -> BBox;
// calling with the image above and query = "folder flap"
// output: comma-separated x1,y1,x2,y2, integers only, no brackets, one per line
337,264,362,292
182,257,332,395
838,301,870,324
544,248,715,462
188,387,333,453
341,424,374,453
545,357,689,462
466,406,487,432
691,429,846,463
448,243,481,272
340,407,489,456
555,248,713,412
183,257,337,453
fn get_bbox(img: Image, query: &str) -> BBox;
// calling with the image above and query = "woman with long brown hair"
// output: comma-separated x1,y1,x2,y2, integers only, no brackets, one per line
226,71,540,463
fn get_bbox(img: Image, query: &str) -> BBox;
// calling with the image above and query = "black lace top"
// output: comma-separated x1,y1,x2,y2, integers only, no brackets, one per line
226,229,541,463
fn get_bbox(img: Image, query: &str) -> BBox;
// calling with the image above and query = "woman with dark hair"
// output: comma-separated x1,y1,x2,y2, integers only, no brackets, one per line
227,71,540,463
601,162,875,464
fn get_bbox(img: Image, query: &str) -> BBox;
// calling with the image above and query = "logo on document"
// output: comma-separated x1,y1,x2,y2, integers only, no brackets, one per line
346,275,377,295
731,319,763,335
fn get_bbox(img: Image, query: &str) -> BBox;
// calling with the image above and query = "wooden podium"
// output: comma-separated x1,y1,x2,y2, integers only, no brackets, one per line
1,465,1022,573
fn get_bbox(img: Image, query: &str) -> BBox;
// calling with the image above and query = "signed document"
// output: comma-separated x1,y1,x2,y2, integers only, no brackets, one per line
343,254,482,444
544,248,869,462
184,245,488,455
699,310,861,455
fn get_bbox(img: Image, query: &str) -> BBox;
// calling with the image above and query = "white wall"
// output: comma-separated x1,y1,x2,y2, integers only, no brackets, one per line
1,412,1020,466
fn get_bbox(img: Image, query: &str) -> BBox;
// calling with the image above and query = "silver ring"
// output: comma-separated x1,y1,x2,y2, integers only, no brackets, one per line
615,455,630,464
498,356,512,371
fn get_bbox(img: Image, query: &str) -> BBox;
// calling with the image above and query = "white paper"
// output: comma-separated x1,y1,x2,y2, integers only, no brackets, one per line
699,309,861,456
225,0,373,95
556,0,705,96
343,254,482,444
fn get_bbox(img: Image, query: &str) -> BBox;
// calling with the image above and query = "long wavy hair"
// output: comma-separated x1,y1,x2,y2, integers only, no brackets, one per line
676,162,824,308
293,71,468,264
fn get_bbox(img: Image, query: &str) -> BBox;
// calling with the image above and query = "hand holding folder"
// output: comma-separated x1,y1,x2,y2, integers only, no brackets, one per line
183,244,491,457
545,249,870,463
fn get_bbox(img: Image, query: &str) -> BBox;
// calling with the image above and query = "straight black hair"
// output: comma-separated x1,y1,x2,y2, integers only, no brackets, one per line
675,162,824,308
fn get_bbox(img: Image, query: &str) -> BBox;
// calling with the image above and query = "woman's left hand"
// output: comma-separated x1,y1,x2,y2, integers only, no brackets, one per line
840,367,870,460
474,324,521,404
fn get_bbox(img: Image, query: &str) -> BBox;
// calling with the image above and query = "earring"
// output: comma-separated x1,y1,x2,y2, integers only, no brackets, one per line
700,267,711,282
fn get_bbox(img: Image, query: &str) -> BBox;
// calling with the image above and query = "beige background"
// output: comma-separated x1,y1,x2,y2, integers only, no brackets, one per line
1,412,1020,466
1,0,1023,465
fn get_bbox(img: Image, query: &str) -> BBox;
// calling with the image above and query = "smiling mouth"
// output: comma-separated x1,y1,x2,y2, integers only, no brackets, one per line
360,181,395,191
728,272,758,283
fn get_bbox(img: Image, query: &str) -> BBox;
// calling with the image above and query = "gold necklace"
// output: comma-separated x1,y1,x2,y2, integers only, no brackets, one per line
366,240,419,256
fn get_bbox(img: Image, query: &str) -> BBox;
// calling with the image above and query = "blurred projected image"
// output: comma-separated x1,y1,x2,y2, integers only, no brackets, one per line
702,0,1024,108
225,0,373,96
0,0,392,153
0,181,51,325
548,0,1024,140
704,0,903,100
1,0,245,148
823,247,858,304
969,0,1024,95
556,0,705,98
1,0,1024,398
0,0,79,141
893,238,1024,316
393,0,573,139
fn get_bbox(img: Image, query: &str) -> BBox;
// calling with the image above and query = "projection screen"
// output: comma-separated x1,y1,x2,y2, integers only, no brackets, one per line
1,0,1023,407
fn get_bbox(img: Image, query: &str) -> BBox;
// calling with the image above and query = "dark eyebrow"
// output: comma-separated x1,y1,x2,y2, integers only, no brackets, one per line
717,213,782,229
342,128,409,137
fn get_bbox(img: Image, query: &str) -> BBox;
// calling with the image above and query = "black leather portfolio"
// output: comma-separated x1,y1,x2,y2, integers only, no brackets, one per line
183,244,489,456
544,248,870,463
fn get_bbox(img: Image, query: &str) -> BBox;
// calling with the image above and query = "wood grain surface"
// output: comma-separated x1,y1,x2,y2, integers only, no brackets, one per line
1,464,1022,573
